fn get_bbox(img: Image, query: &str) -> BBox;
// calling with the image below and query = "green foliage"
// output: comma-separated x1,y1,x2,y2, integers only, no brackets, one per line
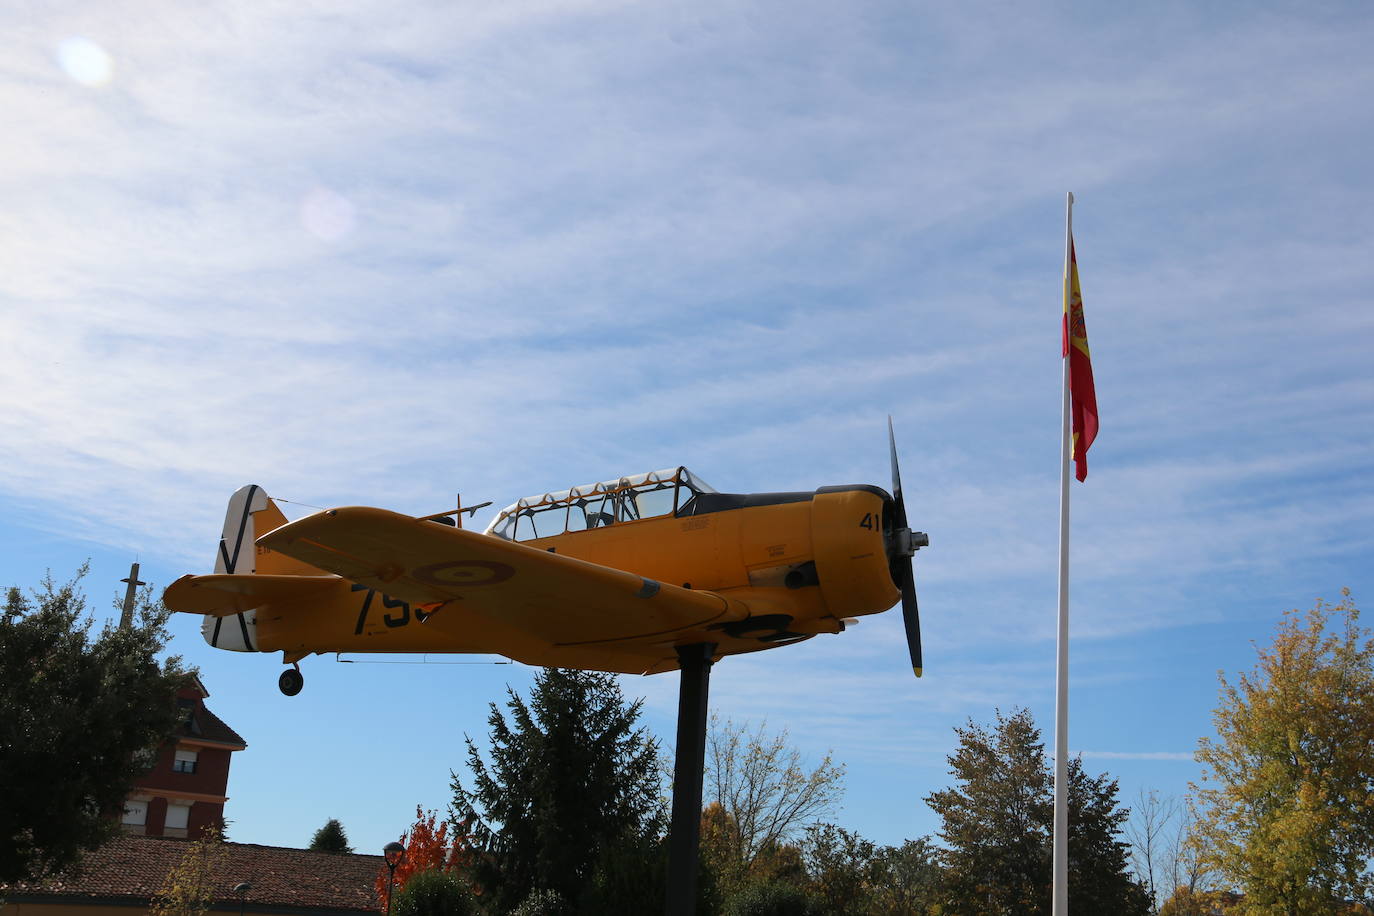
449,668,665,912
150,824,227,916
925,707,1149,916
1192,591,1374,914
0,568,190,883
308,818,353,853
798,826,939,916
575,832,662,916
803,823,877,914
509,887,570,916
390,868,477,916
869,838,941,915
722,880,821,916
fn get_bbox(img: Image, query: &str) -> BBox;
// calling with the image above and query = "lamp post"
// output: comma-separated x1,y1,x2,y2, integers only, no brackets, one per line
232,882,251,916
383,842,405,916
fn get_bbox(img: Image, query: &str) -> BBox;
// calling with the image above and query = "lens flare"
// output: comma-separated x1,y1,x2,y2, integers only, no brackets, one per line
56,37,113,87
300,188,356,241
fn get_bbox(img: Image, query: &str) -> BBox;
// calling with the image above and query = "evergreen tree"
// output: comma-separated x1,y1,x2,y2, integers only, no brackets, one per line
308,818,353,853
449,668,664,912
925,708,1149,916
1,569,190,883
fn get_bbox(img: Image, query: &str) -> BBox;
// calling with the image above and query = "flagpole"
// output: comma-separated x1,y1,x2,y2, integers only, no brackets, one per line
1052,191,1074,916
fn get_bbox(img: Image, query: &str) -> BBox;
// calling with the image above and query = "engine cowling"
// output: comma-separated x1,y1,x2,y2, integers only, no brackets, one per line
811,485,901,618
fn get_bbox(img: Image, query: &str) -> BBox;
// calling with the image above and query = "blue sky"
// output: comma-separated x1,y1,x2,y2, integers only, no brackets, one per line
4,0,1372,858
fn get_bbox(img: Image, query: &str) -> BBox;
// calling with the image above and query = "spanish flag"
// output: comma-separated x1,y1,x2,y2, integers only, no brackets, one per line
1063,236,1098,481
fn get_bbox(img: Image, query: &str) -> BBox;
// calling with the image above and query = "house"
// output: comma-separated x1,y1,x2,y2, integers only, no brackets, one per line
121,676,246,840
1,835,383,916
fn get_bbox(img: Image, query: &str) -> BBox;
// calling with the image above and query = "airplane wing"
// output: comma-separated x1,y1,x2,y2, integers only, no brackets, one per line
164,574,342,616
257,507,740,672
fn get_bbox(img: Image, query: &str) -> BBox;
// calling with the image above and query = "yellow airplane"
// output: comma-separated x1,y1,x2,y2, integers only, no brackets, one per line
164,425,927,695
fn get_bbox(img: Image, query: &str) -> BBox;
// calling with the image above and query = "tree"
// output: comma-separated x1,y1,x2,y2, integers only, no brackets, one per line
150,824,227,916
449,668,665,912
802,823,877,915
722,880,821,916
374,807,474,914
391,868,478,916
925,707,1150,916
1,568,190,883
1165,804,1216,905
705,715,845,885
1158,887,1241,916
308,818,353,853
1129,790,1180,913
1192,591,1374,914
869,838,942,916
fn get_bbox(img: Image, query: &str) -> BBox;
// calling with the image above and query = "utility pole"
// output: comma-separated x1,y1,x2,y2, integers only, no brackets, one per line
119,562,145,630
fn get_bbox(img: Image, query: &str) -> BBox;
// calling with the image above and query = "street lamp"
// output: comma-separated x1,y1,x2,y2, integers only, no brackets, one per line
383,842,406,916
232,882,251,916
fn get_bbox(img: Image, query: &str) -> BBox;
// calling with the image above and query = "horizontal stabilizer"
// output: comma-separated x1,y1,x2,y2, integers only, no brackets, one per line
165,574,340,617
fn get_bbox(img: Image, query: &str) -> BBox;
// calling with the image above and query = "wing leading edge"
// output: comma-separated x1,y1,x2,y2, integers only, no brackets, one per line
258,507,742,673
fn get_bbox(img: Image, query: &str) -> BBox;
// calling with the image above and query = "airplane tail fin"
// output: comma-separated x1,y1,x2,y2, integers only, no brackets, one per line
201,485,326,650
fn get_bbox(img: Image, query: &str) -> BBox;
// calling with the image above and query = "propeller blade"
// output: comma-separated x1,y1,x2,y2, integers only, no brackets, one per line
887,417,923,678
887,415,907,528
900,558,923,678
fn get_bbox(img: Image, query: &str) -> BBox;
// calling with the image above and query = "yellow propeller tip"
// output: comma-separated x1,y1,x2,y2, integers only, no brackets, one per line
913,667,923,678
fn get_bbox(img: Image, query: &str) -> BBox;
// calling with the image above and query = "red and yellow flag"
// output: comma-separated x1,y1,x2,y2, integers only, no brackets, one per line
1063,237,1098,481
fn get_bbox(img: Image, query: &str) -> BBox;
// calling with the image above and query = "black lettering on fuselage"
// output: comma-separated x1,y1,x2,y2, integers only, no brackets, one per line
352,583,423,634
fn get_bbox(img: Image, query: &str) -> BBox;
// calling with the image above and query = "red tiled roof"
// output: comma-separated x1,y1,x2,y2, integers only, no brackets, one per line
192,702,247,749
4,835,383,914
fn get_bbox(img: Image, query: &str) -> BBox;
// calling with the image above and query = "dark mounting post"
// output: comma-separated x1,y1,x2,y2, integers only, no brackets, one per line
383,841,405,916
664,642,717,916
119,562,145,630
233,882,251,916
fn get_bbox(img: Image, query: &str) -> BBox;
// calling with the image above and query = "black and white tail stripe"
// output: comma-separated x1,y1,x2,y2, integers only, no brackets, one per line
203,484,266,652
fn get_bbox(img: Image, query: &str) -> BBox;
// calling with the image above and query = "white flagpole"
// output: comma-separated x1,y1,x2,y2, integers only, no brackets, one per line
1052,191,1074,916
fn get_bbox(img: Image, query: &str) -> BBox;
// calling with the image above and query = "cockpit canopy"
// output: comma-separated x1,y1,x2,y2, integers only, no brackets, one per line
485,467,717,542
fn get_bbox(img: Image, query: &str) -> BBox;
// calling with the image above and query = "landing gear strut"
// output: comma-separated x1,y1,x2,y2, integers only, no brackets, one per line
278,664,304,696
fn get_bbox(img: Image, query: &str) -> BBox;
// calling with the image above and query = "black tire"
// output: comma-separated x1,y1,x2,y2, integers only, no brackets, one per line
278,668,304,696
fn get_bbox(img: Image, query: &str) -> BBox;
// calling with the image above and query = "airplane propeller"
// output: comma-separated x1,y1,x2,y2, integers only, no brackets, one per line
886,417,928,678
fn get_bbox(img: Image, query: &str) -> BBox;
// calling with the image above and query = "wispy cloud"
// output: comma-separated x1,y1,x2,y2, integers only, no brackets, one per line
2,0,1372,851
1075,751,1195,762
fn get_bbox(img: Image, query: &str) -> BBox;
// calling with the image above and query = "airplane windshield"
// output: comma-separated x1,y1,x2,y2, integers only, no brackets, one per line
484,468,716,541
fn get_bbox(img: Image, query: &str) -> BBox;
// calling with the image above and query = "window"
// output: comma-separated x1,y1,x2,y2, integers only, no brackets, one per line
173,749,198,774
165,803,191,837
630,483,676,519
122,800,148,827
514,503,569,540
177,697,201,734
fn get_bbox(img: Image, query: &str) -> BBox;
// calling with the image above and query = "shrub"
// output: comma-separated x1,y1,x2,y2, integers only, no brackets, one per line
510,887,569,916
722,880,820,916
390,869,476,916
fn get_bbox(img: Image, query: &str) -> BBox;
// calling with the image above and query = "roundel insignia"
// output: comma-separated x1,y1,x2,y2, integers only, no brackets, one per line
412,560,516,588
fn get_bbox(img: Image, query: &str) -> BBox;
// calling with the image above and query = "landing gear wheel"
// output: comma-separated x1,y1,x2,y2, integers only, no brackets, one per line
278,668,304,696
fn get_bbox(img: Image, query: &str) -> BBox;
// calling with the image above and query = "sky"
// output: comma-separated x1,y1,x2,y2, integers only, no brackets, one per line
3,0,1373,860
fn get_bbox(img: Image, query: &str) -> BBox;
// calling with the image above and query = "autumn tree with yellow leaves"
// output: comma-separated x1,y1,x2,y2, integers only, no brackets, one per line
1192,590,1374,914
149,825,227,916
